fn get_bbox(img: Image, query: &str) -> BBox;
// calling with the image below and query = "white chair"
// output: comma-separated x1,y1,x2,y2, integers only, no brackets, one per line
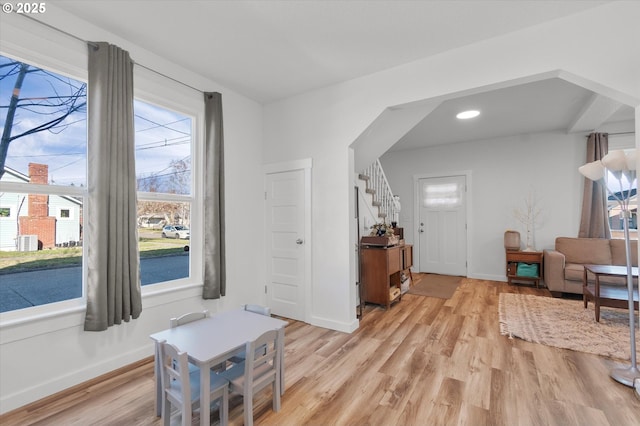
169,310,210,373
170,309,210,328
158,340,229,426
242,304,271,316
229,305,271,365
220,329,281,426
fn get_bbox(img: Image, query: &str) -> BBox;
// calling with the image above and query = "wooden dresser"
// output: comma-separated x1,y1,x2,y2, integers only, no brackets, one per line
360,244,413,309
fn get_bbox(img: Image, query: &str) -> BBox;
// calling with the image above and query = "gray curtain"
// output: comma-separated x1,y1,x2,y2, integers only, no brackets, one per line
578,132,611,239
203,92,226,298
84,42,141,331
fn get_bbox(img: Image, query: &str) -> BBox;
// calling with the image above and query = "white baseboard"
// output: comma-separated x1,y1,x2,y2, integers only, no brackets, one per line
0,345,151,415
309,314,359,333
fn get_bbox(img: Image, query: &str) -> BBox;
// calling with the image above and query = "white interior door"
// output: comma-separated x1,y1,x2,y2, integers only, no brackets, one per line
265,169,306,321
418,175,467,276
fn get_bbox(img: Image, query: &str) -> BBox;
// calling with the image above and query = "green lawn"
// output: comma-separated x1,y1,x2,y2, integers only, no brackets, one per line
0,237,189,274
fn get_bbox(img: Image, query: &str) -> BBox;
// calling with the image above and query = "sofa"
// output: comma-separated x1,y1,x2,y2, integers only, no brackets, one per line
543,237,638,296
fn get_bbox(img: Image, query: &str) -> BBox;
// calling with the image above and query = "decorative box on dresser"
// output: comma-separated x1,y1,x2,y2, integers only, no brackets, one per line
360,243,413,309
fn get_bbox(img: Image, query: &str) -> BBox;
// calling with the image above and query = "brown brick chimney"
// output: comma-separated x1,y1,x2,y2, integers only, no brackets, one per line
18,163,56,249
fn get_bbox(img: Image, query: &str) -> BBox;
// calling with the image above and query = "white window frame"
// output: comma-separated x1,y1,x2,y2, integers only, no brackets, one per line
134,66,204,294
0,26,89,323
0,15,205,328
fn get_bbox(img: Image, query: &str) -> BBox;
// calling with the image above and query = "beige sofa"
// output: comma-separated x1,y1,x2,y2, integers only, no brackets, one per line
543,237,638,297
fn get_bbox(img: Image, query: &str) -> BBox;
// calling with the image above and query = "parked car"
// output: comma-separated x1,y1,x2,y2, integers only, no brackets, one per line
161,225,190,239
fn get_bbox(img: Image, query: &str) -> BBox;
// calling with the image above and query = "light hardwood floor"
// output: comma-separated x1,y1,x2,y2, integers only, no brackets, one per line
2,277,640,425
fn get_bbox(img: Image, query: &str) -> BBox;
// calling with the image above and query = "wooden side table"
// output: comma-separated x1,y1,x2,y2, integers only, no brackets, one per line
506,250,544,288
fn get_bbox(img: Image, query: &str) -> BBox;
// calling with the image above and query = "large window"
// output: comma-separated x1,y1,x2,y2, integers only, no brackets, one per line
135,99,193,286
0,53,197,314
0,54,87,313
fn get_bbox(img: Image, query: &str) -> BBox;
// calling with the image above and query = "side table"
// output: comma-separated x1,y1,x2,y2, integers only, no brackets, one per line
506,250,544,288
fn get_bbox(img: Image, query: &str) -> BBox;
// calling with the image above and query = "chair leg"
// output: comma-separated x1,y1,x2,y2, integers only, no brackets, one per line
273,378,281,412
220,388,229,426
182,399,191,426
162,399,171,426
244,396,253,426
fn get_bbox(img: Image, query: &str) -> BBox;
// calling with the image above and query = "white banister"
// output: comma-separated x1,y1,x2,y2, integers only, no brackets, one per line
360,159,398,224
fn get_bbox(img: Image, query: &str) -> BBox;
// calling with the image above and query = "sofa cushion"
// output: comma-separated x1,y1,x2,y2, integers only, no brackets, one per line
556,237,612,265
609,239,638,266
564,263,586,281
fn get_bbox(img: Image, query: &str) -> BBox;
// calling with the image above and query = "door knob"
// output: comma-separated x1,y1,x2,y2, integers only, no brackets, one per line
419,229,424,233
296,238,304,245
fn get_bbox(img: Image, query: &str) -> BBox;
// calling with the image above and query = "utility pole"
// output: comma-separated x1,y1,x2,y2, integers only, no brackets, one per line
0,63,28,178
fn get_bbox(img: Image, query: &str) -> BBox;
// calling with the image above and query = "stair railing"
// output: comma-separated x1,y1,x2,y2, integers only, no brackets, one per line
360,159,398,223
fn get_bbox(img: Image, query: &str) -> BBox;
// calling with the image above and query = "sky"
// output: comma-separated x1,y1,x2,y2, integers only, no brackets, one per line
0,54,192,191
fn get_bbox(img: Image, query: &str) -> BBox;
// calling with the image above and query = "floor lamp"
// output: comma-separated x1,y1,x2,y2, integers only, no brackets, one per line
579,149,639,388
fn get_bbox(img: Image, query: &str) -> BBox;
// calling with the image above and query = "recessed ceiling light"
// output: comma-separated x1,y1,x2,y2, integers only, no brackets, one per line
456,110,480,119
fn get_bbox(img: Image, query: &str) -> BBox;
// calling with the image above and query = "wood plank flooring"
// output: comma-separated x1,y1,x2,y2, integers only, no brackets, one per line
2,277,640,425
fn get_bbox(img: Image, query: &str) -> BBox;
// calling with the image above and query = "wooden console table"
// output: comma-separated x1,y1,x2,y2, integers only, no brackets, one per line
506,250,543,288
583,264,639,322
360,244,412,309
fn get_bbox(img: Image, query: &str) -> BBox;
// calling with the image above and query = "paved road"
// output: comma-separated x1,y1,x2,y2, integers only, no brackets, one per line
0,254,189,313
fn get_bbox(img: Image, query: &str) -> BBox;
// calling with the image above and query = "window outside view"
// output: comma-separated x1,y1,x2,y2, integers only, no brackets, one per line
606,166,638,238
0,54,192,313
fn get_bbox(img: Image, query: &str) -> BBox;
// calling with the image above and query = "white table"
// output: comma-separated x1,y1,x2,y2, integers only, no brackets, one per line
150,309,288,426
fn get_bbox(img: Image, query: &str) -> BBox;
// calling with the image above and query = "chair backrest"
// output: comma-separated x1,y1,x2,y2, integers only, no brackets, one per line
158,340,192,422
243,329,280,395
243,304,271,316
170,309,210,328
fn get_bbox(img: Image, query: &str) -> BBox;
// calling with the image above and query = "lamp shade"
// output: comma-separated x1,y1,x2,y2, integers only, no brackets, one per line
602,150,628,171
625,149,637,171
579,160,605,181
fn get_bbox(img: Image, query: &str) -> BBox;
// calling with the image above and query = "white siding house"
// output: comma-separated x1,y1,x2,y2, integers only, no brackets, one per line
0,166,82,251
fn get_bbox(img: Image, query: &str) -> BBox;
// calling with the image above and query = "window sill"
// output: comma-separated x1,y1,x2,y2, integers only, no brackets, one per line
0,281,203,343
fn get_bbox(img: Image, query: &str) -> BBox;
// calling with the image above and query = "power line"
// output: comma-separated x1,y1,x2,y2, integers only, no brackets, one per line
135,114,190,136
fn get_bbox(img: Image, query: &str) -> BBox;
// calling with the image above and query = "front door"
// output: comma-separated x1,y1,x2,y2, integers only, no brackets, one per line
418,175,467,276
265,169,307,321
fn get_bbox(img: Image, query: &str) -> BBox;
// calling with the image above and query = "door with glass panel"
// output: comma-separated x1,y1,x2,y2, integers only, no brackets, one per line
418,175,467,276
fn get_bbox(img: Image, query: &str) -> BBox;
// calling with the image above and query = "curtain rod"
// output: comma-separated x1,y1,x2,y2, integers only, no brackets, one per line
17,11,204,95
586,131,635,137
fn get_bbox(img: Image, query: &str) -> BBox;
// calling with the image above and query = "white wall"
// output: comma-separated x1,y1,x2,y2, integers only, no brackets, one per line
0,6,265,413
263,2,640,333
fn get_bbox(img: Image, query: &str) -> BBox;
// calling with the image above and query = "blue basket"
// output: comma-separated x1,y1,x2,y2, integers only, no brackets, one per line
516,262,539,277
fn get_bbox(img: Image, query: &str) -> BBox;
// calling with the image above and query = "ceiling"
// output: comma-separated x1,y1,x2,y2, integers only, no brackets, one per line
391,78,635,152
49,1,633,149
52,0,612,104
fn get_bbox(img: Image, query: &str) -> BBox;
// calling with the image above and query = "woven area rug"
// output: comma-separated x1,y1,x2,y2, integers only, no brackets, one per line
499,293,639,360
407,274,461,299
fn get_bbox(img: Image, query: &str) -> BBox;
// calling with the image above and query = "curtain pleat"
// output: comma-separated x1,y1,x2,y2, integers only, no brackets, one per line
578,133,610,239
84,42,141,331
203,92,226,299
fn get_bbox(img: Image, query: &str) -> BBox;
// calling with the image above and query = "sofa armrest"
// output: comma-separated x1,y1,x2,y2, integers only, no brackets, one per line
544,249,566,293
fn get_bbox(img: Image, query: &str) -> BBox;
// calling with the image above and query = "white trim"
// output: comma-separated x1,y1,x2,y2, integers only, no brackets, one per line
263,158,312,324
413,170,472,276
309,315,359,333
0,181,86,197
263,158,312,174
